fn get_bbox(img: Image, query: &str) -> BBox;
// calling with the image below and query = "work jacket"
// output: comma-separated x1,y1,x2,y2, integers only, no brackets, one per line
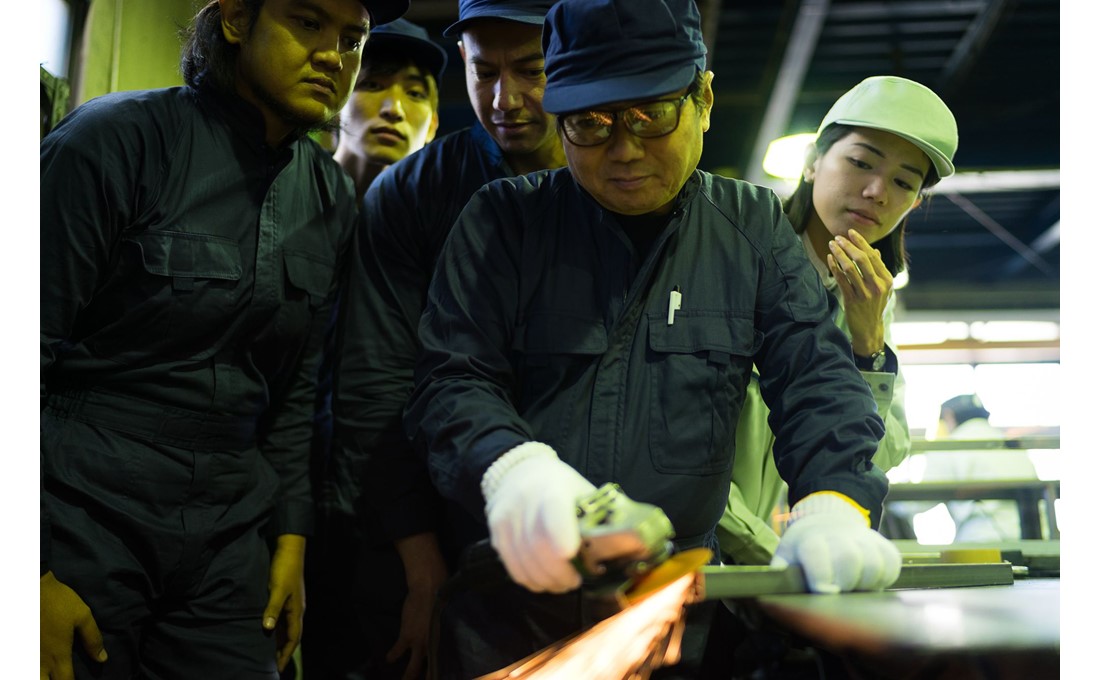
331,124,517,543
40,84,357,570
718,234,910,563
405,168,888,548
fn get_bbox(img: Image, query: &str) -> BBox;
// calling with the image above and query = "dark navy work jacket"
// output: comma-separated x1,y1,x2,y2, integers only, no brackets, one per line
406,168,888,547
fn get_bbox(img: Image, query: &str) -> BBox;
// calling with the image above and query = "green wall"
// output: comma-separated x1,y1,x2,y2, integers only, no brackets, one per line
79,0,198,104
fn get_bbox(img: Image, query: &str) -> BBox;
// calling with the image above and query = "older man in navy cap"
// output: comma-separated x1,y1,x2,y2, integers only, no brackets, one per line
329,1,566,678
403,0,901,675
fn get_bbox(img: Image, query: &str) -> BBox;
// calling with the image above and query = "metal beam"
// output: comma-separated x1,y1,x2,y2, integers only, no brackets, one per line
746,0,830,184
936,169,1059,193
942,193,1056,277
699,0,723,68
937,0,1013,95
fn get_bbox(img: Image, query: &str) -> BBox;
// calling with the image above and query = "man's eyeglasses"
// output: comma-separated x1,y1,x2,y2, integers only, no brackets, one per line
559,92,693,147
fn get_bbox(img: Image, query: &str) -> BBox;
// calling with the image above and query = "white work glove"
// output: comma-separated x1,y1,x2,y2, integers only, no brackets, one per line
481,442,598,593
771,491,901,594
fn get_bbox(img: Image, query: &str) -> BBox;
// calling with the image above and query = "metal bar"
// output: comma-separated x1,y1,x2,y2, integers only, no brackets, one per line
908,435,1060,452
942,192,1057,278
699,562,1015,600
936,0,1011,96
745,0,830,185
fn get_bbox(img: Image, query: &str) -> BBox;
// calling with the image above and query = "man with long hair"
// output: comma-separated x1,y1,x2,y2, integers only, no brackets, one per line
40,1,407,678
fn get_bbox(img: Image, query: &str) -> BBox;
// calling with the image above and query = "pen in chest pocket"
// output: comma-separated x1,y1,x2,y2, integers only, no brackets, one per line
667,286,682,326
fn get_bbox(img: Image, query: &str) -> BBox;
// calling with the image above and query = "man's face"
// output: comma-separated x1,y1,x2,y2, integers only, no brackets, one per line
459,20,560,167
339,61,439,165
563,74,713,216
223,0,370,145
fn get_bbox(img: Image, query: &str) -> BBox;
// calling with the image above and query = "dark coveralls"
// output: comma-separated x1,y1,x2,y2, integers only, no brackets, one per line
304,123,518,679
40,84,357,679
403,168,889,678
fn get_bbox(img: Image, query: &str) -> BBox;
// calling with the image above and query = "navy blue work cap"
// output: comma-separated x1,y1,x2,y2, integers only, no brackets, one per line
361,0,410,27
365,18,449,81
542,0,708,114
443,0,557,38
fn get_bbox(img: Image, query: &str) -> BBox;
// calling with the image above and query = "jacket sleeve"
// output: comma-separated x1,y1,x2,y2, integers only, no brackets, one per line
258,170,358,538
331,173,443,539
749,198,889,525
39,100,150,573
403,183,535,519
865,292,911,472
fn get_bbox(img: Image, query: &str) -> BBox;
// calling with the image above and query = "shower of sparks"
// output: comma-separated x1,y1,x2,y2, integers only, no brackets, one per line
477,572,698,680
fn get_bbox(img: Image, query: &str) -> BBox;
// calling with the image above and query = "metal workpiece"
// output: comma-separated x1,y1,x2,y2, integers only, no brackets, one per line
697,562,1015,600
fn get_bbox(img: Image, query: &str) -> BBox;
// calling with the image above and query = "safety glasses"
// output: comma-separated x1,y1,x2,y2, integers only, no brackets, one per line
559,92,692,147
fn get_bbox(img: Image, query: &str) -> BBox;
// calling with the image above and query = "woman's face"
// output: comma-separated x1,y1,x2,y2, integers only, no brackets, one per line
807,127,931,244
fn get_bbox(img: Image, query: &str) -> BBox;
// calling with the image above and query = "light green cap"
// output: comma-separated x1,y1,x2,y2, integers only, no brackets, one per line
818,76,958,180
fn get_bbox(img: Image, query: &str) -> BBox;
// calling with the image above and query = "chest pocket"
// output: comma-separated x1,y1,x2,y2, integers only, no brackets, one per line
647,313,761,475
279,250,336,338
512,313,607,448
87,231,244,363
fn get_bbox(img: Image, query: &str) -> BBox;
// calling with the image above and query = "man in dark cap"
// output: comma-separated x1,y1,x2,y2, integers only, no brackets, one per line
329,1,566,678
305,17,450,680
333,18,448,199
40,1,407,678
403,0,900,675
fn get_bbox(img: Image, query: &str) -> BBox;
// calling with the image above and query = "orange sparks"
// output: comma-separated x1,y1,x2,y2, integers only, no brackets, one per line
477,573,698,680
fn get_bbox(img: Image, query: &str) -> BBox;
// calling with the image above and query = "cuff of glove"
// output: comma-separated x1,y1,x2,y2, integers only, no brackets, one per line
481,441,558,503
789,491,871,528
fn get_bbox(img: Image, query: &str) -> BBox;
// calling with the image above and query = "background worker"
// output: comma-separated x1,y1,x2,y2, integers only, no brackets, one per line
332,17,446,200
920,394,1039,542
39,1,407,679
329,0,566,677
718,75,959,565
303,16,447,680
402,0,900,676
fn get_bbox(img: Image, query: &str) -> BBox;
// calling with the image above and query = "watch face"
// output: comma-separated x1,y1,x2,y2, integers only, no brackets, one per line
871,350,886,371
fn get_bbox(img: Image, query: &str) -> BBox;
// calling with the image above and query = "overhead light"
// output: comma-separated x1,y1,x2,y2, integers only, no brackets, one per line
761,133,816,179
891,321,970,346
969,321,1060,342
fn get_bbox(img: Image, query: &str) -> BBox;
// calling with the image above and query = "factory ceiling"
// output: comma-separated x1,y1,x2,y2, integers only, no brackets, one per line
407,0,1060,314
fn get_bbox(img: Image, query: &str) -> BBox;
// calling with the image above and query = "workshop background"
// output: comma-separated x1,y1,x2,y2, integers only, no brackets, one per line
39,0,1071,674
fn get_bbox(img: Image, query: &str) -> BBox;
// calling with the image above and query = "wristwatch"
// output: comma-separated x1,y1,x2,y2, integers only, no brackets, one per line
854,348,887,372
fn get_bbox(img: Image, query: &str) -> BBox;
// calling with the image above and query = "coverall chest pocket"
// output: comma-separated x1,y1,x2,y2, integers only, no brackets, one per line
512,313,608,446
280,250,335,337
647,313,761,475
95,231,243,363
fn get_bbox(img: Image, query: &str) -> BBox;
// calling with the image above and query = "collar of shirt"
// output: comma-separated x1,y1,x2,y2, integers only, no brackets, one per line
194,83,298,162
470,122,510,175
799,229,835,291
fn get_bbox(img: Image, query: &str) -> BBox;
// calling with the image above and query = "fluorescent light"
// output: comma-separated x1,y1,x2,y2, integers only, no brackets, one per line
969,321,1060,342
892,321,970,346
761,133,817,179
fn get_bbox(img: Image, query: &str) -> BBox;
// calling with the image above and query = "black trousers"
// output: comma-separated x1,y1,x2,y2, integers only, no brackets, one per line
41,403,280,680
300,512,411,680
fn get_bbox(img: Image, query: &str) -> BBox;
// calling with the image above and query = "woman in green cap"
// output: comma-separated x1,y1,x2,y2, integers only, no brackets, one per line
719,75,959,566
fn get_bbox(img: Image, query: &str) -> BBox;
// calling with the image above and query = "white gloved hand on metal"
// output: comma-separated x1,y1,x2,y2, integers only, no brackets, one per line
771,491,901,594
481,442,598,593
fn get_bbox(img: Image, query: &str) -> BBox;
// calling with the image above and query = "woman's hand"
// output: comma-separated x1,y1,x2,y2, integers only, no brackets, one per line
827,229,892,357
